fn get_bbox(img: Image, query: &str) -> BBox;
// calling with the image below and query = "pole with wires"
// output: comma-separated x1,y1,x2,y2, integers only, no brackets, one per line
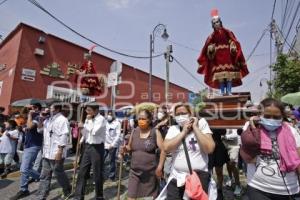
164,45,173,105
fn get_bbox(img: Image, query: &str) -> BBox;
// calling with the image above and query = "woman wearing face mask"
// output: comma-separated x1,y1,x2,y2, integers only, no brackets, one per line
158,103,215,200
121,109,162,200
241,98,300,200
154,105,174,189
0,120,19,178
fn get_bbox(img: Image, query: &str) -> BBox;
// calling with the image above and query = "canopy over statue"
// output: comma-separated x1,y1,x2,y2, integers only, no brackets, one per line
197,9,249,95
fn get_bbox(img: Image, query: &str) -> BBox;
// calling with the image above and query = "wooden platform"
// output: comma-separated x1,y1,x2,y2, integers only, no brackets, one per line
199,92,258,129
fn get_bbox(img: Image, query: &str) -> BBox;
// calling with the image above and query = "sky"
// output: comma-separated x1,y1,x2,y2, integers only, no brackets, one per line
0,0,299,103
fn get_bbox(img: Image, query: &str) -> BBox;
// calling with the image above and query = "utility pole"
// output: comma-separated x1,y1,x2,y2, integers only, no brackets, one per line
164,45,173,105
149,24,169,102
149,34,153,102
271,19,284,55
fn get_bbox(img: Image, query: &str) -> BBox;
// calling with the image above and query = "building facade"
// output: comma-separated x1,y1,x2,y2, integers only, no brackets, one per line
0,23,191,113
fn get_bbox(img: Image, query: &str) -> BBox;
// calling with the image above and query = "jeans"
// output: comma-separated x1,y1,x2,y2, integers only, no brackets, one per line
20,146,41,192
74,143,105,200
33,149,43,173
36,158,71,200
104,147,117,179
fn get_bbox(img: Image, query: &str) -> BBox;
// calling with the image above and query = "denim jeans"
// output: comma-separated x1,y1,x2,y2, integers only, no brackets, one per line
33,149,43,173
20,146,41,192
36,158,71,200
104,147,117,179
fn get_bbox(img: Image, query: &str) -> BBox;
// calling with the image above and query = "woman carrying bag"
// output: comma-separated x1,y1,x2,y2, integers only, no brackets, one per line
158,103,215,200
241,98,300,200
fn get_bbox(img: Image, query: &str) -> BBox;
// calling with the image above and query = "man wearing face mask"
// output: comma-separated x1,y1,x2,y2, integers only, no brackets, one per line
12,103,44,200
104,111,121,181
73,103,106,200
35,104,71,200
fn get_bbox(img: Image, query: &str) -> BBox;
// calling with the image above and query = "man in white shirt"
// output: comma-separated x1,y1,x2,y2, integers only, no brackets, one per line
35,104,71,200
73,103,106,200
104,111,121,181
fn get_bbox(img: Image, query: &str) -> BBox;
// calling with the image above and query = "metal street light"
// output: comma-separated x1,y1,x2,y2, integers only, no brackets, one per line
149,24,169,102
259,78,272,96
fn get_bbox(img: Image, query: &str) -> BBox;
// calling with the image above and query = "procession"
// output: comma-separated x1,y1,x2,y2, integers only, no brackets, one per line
0,1,300,200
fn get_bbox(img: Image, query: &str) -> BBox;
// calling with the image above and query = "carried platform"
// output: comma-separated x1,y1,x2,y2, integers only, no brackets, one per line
199,92,258,129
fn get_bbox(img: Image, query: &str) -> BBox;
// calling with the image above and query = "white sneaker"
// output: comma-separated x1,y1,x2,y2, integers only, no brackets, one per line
234,185,242,196
225,179,232,187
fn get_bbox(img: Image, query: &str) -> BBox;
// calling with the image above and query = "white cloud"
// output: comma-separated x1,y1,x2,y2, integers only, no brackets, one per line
104,0,138,9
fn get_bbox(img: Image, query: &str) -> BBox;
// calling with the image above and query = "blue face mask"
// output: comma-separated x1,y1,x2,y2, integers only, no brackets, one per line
259,117,282,132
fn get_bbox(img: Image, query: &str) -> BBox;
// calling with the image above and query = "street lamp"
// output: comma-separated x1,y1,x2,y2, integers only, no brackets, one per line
149,24,169,102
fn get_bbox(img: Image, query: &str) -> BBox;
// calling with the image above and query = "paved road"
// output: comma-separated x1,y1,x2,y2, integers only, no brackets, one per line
0,172,247,200
0,159,248,200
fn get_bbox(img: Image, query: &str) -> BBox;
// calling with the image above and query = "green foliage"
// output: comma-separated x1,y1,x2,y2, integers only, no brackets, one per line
272,54,300,98
192,89,208,112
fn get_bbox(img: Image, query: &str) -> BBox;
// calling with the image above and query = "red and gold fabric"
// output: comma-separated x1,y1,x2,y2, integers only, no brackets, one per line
75,60,104,96
197,27,249,88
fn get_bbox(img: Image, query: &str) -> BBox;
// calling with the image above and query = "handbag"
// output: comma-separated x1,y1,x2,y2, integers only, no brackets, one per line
240,126,261,162
182,137,209,200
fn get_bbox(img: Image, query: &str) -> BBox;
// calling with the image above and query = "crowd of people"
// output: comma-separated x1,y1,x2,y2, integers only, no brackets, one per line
0,98,299,200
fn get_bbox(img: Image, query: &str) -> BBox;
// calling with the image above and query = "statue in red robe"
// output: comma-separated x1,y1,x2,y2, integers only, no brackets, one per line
75,46,104,96
197,9,249,95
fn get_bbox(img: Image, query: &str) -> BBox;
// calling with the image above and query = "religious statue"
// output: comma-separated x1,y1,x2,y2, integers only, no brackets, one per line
197,9,249,95
75,45,104,96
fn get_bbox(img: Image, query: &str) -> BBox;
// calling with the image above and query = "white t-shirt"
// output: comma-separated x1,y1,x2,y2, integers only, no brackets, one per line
81,114,106,145
247,125,300,195
105,120,121,148
223,129,239,147
165,118,212,186
0,130,19,154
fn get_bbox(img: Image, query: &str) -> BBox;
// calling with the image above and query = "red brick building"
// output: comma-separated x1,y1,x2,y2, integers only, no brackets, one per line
0,23,191,113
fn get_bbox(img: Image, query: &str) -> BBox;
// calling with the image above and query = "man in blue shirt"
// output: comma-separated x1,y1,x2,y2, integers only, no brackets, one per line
11,103,44,200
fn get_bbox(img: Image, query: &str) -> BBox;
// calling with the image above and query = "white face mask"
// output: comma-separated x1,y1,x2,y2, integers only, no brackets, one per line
129,119,135,128
157,112,165,120
107,115,113,122
175,114,190,127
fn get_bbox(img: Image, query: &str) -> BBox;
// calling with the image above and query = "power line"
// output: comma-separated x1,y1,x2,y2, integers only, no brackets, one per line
241,64,270,87
27,0,163,59
282,0,296,32
281,0,289,30
247,28,269,61
283,1,300,46
167,39,199,53
274,22,299,54
271,0,277,20
0,0,9,6
172,57,206,88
